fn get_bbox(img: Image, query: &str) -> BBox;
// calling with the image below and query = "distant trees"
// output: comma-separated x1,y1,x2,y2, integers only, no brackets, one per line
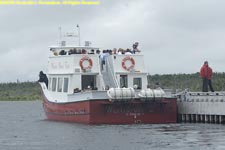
0,82,41,101
148,72,225,91
0,72,225,101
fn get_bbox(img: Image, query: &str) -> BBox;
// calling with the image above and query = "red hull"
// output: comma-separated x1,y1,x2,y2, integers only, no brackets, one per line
41,92,177,124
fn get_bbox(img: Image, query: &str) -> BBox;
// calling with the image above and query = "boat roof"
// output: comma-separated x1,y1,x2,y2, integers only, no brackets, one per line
49,46,100,51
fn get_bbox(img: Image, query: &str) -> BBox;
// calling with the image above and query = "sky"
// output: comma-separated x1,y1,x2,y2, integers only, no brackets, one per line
0,0,225,82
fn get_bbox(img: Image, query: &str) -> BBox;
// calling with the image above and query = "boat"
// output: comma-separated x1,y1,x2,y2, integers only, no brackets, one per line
39,37,177,124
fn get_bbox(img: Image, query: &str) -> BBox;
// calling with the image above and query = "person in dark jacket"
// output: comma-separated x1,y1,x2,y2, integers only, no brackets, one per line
38,71,48,88
200,61,214,92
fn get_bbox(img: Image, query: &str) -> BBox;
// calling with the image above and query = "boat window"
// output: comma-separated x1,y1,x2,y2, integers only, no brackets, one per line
48,77,52,90
52,78,57,92
120,75,128,88
133,78,142,89
57,77,63,92
63,78,69,92
81,75,96,90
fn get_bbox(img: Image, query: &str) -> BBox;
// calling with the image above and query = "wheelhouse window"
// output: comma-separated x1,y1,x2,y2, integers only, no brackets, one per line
52,78,57,92
81,75,96,90
57,77,63,92
120,75,128,88
133,78,142,89
63,78,69,92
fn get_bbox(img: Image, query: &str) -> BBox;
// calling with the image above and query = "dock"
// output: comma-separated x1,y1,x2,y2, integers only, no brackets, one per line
177,91,225,124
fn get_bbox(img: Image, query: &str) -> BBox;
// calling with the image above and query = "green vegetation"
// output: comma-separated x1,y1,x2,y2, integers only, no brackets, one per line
0,82,41,101
148,72,225,91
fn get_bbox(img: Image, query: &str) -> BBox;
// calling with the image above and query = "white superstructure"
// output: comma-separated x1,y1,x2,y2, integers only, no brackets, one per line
43,42,165,103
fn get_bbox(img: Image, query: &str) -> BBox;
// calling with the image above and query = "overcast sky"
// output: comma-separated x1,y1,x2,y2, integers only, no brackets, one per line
0,0,225,82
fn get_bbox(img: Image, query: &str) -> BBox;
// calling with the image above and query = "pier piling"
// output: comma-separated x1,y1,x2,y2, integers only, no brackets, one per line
179,114,225,124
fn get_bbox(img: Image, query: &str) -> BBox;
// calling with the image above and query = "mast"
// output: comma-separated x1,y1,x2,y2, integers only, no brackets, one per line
58,26,62,46
77,24,80,46
59,26,62,40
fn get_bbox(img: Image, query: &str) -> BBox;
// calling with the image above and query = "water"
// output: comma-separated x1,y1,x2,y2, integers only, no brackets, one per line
0,101,225,150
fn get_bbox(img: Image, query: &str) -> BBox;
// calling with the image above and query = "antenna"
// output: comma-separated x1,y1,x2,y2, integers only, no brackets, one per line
58,26,62,46
77,24,80,46
59,26,62,40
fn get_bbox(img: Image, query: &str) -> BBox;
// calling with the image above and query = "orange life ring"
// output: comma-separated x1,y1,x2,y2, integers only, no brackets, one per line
79,56,93,70
122,56,135,71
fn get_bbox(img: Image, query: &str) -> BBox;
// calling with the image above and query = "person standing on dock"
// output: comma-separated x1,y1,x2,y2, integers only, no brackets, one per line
200,61,214,92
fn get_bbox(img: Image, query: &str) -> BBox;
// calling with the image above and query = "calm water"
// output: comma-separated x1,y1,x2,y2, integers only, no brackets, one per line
0,101,225,150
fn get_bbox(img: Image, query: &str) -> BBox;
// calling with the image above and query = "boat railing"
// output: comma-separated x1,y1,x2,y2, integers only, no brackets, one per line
98,59,106,90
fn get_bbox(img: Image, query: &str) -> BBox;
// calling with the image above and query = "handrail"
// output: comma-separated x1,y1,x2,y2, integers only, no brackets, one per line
98,57,106,90
99,72,106,90
105,57,119,88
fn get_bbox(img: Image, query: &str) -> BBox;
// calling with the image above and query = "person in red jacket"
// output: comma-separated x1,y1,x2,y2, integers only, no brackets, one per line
200,61,214,92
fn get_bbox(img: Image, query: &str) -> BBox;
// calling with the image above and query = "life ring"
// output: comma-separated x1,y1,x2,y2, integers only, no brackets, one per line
122,56,135,71
79,56,93,70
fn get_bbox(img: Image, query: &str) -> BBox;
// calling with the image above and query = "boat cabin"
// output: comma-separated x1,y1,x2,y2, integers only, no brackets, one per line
47,45,148,95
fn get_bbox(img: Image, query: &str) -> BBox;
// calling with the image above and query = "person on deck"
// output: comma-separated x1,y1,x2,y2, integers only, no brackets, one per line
38,71,48,88
117,48,124,55
100,50,107,71
125,49,132,55
200,61,214,92
113,48,117,55
96,49,101,55
132,42,141,54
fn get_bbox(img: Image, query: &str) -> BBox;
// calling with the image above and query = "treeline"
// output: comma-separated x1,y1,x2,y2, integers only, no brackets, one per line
0,82,41,101
0,73,225,101
148,72,225,91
